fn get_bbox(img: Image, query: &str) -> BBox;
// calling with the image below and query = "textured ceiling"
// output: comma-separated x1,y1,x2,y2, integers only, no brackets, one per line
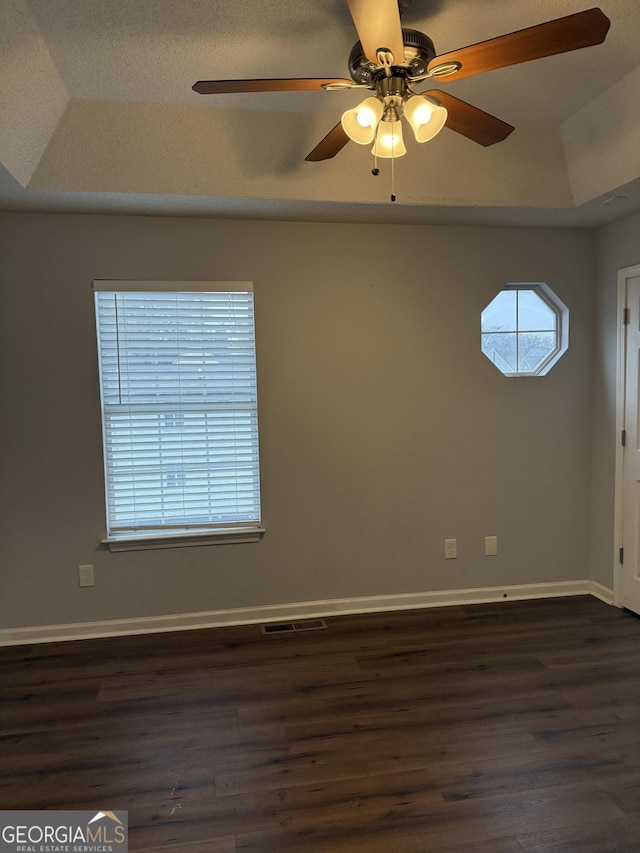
1,0,640,226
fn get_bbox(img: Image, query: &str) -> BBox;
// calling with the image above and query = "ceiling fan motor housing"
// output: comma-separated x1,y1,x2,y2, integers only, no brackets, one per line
348,28,436,85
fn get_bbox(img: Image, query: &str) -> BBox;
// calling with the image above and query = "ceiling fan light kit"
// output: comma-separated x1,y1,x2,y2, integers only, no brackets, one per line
341,65,449,164
192,2,610,201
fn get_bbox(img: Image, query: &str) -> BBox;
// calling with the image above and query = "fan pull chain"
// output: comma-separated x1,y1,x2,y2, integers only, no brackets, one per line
372,128,380,176
391,149,396,202
369,123,397,202
390,131,396,202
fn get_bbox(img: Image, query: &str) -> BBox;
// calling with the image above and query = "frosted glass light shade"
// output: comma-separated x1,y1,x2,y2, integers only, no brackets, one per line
404,95,448,143
341,97,383,144
371,119,406,158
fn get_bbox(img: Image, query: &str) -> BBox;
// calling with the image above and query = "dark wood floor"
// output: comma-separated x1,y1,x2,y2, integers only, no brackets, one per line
2,596,640,851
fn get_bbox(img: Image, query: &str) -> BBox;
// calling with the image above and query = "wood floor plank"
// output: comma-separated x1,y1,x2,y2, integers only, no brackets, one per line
533,632,640,667
127,767,442,849
136,835,237,852
606,779,640,820
559,683,640,719
517,816,640,852
429,743,638,803
275,691,573,742
524,714,640,754
214,723,542,796
432,841,526,853
238,677,563,731
1,689,240,738
236,787,623,851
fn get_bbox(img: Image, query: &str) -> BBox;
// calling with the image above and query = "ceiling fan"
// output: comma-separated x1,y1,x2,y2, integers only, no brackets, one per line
192,1,610,165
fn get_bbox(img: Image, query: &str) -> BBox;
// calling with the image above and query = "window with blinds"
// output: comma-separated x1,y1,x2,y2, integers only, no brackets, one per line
94,281,261,544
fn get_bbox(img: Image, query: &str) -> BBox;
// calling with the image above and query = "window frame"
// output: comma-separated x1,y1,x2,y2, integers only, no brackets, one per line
93,280,264,552
481,282,569,377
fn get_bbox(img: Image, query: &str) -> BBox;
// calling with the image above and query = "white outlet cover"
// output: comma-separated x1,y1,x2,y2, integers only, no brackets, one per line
79,564,95,586
444,538,457,559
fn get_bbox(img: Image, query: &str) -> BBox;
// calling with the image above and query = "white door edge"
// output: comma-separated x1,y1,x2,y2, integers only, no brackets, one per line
613,263,640,607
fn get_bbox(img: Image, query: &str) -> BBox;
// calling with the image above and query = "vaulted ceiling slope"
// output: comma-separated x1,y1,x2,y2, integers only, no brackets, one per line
1,0,639,226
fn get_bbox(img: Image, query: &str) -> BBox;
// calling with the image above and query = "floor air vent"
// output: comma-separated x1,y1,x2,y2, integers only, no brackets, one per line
261,619,327,635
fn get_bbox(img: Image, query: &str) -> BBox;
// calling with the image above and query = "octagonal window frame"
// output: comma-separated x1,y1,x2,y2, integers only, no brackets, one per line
481,282,569,377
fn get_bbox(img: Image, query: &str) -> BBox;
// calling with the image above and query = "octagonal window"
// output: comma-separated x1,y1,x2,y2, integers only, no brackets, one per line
481,283,568,376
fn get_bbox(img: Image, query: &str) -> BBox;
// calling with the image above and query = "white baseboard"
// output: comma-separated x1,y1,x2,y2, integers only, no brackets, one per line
0,579,616,647
588,580,615,605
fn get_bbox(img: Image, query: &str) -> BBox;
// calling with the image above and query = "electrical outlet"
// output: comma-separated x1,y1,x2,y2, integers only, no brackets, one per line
444,538,457,559
485,536,498,556
79,564,95,587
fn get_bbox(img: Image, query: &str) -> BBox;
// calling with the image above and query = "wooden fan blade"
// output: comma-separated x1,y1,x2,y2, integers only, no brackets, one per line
193,78,354,94
427,8,610,81
347,0,405,65
423,90,514,146
305,122,350,161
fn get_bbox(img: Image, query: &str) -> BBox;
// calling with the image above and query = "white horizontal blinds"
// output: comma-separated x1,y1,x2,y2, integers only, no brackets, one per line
94,284,260,535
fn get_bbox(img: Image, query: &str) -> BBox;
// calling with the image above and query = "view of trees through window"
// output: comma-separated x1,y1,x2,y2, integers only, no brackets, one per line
481,285,567,376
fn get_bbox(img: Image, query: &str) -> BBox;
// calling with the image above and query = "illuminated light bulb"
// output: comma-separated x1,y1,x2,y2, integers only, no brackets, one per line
341,97,383,144
357,105,378,127
411,103,433,125
371,119,406,158
404,95,448,143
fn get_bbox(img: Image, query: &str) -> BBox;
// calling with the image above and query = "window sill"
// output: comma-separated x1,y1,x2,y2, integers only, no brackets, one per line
101,527,265,552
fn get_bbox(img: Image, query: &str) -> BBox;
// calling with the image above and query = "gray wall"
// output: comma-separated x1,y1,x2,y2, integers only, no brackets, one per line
0,212,596,630
590,211,640,587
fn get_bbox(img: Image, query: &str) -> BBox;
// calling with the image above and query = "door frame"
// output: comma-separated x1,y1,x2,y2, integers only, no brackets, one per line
614,263,640,607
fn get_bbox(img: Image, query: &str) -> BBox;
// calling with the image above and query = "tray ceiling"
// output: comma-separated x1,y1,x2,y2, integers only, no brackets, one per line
1,0,640,226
